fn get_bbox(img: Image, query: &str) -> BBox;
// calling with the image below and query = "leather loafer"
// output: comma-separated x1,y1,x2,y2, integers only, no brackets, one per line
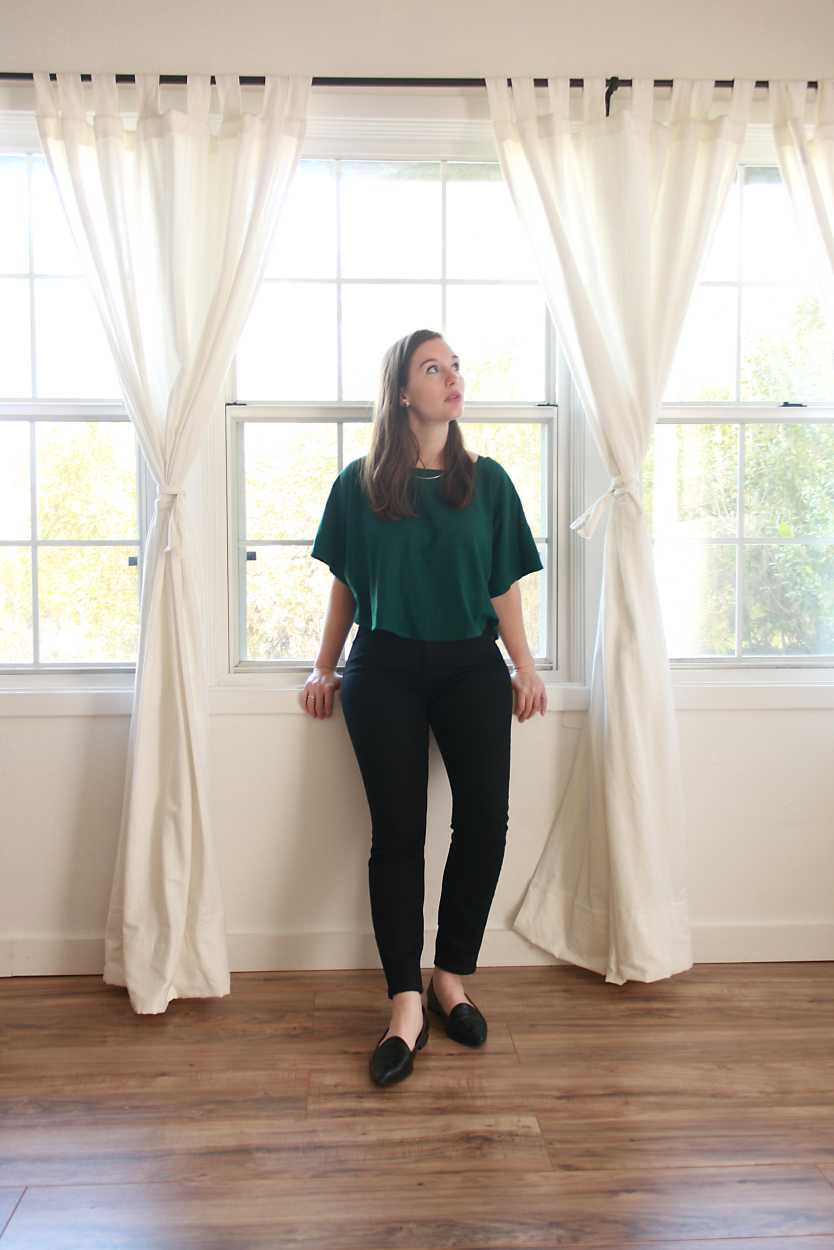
369,1006,430,1087
426,976,487,1046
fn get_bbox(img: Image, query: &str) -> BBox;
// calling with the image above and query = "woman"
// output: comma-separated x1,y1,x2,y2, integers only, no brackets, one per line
299,328,546,1088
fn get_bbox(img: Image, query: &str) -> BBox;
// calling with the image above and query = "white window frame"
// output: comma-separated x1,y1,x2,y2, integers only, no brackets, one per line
0,84,833,712
0,400,156,691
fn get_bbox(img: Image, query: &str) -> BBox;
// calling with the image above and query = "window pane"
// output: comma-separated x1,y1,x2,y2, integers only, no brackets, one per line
244,422,338,541
340,161,442,279
699,175,739,284
264,160,337,279
446,162,539,280
744,422,834,538
742,543,834,656
0,278,32,397
740,286,834,402
662,285,737,402
0,420,31,540
647,421,834,659
446,285,546,402
503,537,545,662
664,166,834,405
245,546,334,662
37,421,138,541
236,282,338,400
36,278,122,399
0,157,29,273
343,421,373,466
742,167,808,283
341,283,442,400
643,424,738,541
31,157,84,276
0,547,32,662
39,545,139,662
653,539,737,657
460,421,545,536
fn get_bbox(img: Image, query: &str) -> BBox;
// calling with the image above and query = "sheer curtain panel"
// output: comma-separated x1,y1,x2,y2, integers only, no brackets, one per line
485,76,755,984
770,79,834,334
33,72,312,1013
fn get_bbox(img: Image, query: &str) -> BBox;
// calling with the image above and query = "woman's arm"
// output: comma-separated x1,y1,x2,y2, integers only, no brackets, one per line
490,582,535,672
314,576,356,671
491,581,546,720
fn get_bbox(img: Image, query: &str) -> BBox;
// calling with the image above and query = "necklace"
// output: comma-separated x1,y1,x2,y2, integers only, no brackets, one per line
416,457,444,479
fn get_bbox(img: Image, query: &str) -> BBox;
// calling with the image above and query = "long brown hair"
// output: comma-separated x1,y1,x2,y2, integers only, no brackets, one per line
358,329,476,522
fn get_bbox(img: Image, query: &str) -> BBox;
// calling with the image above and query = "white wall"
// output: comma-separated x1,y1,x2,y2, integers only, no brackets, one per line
2,2,834,978
3,690,834,978
2,0,832,79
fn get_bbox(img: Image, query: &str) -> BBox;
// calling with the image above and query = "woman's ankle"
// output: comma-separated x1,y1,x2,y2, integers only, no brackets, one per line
391,989,423,1014
433,966,463,985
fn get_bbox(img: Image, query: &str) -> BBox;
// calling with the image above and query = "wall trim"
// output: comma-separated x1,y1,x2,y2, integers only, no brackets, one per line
2,923,833,978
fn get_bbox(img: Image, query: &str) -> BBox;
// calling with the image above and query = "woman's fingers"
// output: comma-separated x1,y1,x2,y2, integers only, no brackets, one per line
513,678,547,721
300,676,341,717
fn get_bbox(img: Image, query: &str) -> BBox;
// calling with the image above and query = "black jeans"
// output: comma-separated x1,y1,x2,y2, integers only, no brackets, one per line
339,623,514,999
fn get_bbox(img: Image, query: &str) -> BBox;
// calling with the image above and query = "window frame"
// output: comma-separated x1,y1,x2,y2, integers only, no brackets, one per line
625,149,834,681
0,87,832,703
224,400,560,685
0,399,156,690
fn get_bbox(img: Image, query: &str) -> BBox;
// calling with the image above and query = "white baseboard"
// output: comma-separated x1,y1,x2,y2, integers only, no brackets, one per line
2,924,833,978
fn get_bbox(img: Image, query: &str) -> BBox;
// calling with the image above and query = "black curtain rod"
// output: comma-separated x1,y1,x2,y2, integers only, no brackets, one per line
0,74,818,118
0,74,820,89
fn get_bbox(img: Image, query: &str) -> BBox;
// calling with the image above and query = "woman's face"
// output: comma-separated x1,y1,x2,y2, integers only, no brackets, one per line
400,339,464,421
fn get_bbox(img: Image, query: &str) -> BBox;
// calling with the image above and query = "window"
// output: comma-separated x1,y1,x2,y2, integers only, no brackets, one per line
644,165,834,664
229,159,555,673
0,154,153,679
3,89,829,690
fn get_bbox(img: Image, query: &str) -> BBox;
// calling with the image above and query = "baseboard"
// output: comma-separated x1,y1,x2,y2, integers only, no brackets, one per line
2,923,833,977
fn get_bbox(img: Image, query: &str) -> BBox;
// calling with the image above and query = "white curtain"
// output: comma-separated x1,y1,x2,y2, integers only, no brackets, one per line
485,76,755,983
770,79,834,333
34,72,311,1014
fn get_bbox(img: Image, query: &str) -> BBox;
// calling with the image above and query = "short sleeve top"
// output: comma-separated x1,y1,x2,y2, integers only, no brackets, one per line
310,454,543,642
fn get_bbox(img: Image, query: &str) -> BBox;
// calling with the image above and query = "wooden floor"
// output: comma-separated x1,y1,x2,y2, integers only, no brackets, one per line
2,962,834,1248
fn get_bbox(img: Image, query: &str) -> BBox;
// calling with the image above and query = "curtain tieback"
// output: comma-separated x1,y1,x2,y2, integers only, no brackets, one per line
569,474,642,541
155,487,187,555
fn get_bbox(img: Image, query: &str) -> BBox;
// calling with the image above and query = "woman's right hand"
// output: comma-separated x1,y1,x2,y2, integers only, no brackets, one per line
298,666,343,718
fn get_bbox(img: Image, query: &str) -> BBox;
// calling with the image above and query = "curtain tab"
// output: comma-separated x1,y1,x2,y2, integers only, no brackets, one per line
155,487,187,555
569,474,642,541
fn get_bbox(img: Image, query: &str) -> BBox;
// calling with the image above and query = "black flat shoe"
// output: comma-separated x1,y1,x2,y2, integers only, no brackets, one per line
426,976,487,1047
369,1006,430,1087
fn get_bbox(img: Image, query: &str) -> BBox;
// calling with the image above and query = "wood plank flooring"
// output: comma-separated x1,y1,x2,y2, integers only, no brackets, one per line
2,962,834,1248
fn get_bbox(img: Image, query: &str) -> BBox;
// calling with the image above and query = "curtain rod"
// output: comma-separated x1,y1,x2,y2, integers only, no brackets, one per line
0,74,821,89
0,74,818,117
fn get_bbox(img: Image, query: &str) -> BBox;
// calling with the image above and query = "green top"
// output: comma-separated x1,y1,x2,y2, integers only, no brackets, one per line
310,455,543,642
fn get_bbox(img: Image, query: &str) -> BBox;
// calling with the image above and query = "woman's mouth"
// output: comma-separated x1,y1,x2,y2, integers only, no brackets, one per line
445,393,462,402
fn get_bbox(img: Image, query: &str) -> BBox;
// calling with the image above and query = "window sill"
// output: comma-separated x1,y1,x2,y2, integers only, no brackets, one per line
1,680,834,717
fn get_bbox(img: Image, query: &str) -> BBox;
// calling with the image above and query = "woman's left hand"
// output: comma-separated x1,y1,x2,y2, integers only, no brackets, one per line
510,666,547,721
